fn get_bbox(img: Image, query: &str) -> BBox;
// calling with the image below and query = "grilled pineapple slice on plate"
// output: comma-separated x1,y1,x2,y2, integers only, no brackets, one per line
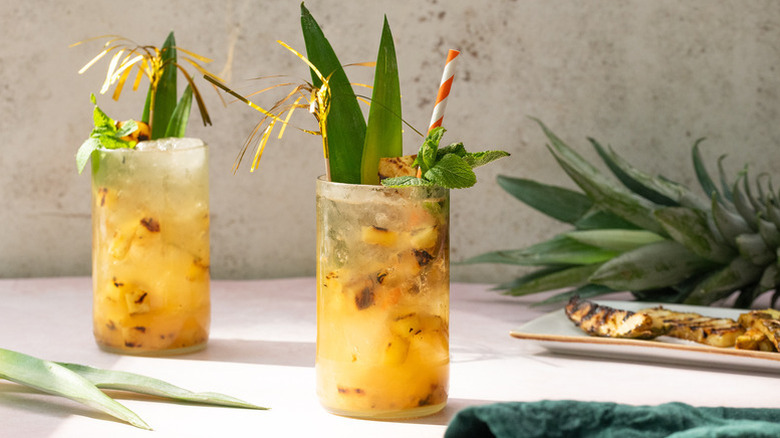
564,296,664,339
638,306,744,348
737,309,780,351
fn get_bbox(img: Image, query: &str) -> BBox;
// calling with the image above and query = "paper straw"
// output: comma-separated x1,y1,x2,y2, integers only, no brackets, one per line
427,49,460,132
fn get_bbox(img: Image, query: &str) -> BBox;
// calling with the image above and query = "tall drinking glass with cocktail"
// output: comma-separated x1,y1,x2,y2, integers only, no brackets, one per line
75,33,219,354
208,3,508,418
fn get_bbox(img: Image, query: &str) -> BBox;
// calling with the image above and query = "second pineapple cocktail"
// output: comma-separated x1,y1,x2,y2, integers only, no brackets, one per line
91,139,210,354
316,177,450,418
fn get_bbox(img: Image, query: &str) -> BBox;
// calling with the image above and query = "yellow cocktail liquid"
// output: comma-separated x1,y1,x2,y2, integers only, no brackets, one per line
91,140,210,355
316,178,449,418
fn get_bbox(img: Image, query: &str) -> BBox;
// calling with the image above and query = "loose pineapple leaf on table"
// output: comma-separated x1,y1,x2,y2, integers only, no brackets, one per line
0,348,150,430
0,348,268,430
58,363,268,410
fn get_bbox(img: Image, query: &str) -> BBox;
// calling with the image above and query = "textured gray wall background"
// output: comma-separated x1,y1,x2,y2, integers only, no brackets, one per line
2,0,780,284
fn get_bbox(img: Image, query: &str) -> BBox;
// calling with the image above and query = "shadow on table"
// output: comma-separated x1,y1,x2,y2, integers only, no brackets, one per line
388,397,502,426
170,338,316,368
0,383,130,430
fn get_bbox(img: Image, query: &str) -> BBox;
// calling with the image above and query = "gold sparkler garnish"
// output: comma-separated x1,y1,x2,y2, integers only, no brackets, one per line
71,35,221,129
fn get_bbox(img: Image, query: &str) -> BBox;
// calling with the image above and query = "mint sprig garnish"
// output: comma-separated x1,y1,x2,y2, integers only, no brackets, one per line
76,94,138,174
381,127,509,189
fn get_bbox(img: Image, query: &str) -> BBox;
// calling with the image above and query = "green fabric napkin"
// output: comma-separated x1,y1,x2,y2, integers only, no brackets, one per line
444,401,780,438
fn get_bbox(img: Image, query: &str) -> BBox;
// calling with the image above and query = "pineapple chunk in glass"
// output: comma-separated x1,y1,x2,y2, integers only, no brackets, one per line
91,139,210,355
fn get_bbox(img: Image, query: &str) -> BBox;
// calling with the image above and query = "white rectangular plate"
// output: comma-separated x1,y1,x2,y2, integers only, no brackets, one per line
511,301,780,374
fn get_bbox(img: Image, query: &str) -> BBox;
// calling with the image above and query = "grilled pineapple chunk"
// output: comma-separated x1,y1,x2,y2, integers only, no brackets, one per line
565,297,663,339
639,307,744,348
737,309,780,351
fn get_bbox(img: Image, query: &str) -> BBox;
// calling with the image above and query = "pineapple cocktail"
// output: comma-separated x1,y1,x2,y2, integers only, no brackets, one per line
207,4,508,419
91,139,210,354
74,32,218,354
316,178,449,418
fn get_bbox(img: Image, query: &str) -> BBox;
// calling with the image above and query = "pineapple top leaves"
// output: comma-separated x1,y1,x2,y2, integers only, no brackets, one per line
360,16,403,185
466,119,780,308
301,4,366,184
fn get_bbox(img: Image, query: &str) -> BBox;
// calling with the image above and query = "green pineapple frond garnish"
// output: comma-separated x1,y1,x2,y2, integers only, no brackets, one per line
465,118,780,309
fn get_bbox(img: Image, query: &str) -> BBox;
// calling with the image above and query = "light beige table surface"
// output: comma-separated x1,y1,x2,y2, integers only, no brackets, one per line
1,277,778,437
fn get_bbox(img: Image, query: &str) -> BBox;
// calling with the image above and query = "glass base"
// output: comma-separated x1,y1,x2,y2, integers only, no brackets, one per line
322,401,446,420
96,340,207,356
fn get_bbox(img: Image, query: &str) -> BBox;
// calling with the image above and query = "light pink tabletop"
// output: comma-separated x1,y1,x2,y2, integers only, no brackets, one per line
0,277,777,437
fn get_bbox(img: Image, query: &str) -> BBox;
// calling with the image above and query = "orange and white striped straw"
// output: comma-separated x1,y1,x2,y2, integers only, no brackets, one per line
427,49,460,132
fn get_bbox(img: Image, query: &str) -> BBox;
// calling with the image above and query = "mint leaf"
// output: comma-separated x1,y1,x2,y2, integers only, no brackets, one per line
76,138,100,174
418,127,446,173
463,150,510,168
91,95,114,130
424,153,477,189
437,142,466,159
381,176,433,187
77,95,136,174
98,136,134,150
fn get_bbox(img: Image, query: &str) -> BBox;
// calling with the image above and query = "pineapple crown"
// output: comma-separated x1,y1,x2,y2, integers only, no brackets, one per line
465,119,779,309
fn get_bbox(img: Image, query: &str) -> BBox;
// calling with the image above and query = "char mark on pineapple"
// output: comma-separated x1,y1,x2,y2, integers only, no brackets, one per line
355,286,375,310
135,291,148,304
413,249,434,267
112,277,123,288
377,270,388,284
565,296,661,339
98,187,108,206
140,217,160,232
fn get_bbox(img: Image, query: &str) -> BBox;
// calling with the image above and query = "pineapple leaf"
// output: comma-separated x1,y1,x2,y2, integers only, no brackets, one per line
534,283,617,306
496,175,593,225
533,118,666,235
757,216,780,249
691,139,723,201
717,155,735,203
360,16,402,185
653,207,735,264
460,235,619,266
565,229,665,252
501,264,603,297
493,266,567,291
732,173,759,231
589,240,715,291
735,233,774,266
711,195,752,247
590,137,707,209
163,84,193,138
301,3,365,184
765,195,780,231
150,32,178,140
573,208,641,230
684,257,763,305
742,168,768,218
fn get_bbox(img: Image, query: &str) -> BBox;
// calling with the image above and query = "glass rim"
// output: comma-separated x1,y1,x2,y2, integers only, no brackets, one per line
96,138,207,154
316,175,448,194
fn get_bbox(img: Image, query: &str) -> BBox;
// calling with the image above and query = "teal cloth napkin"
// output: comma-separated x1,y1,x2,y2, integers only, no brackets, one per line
444,401,780,438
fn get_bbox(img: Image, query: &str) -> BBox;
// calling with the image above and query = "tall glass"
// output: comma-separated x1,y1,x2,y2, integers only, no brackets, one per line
91,139,210,355
316,177,450,419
